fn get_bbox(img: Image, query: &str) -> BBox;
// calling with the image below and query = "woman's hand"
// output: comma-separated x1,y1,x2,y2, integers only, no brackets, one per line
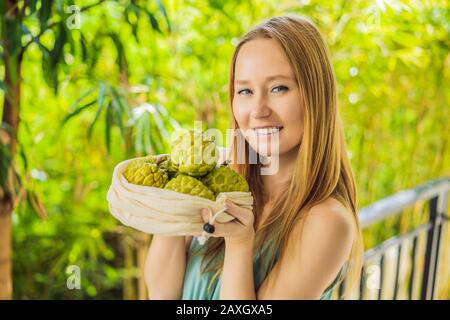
200,200,255,246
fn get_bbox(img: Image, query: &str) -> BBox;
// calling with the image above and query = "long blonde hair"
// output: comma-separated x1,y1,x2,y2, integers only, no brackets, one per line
193,15,364,299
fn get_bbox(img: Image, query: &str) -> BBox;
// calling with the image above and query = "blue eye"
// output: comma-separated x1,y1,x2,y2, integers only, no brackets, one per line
272,86,288,93
237,89,252,95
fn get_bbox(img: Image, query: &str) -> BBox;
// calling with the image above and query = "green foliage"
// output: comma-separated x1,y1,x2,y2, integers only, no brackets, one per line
1,0,448,299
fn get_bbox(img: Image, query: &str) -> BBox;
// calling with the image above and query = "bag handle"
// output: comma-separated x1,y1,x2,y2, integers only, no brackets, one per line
197,206,228,245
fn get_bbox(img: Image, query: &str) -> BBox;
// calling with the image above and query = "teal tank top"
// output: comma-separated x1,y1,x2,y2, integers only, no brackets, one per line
182,236,342,300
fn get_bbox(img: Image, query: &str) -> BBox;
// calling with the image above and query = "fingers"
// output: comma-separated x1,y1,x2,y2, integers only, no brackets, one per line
208,220,242,238
198,203,254,239
199,208,241,238
200,202,253,226
224,200,254,225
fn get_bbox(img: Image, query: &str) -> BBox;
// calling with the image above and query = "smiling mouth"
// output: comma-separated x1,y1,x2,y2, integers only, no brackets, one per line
252,126,283,135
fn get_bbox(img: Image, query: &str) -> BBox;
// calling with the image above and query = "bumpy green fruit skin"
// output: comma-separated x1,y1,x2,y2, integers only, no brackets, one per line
170,130,218,177
202,166,249,195
125,155,160,172
159,159,179,179
123,162,168,188
164,174,215,201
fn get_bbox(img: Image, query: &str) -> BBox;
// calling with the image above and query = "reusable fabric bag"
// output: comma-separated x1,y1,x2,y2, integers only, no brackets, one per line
106,156,254,244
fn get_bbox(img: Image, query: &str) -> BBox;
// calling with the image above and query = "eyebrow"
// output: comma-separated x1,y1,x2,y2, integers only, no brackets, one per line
235,74,294,84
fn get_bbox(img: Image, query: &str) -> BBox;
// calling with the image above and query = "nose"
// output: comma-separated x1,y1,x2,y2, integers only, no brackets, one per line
251,93,271,119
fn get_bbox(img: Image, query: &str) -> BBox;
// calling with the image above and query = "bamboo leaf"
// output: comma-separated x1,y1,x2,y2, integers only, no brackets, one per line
66,24,76,56
88,39,101,71
149,116,165,153
110,86,130,117
69,87,97,109
125,3,140,42
80,33,88,61
108,33,128,75
26,190,48,220
156,0,171,33
38,0,53,30
41,47,54,89
152,104,169,138
61,100,96,126
18,141,28,170
48,23,68,92
97,82,107,109
109,88,126,138
87,102,106,139
105,103,113,154
156,103,181,130
41,54,52,87
110,102,124,138
87,83,107,139
146,11,162,34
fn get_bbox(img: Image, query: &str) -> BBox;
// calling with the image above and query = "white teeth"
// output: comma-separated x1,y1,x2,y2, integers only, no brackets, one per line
253,127,281,135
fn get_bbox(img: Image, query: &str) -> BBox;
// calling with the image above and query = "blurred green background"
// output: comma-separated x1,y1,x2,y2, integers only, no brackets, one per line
0,0,449,299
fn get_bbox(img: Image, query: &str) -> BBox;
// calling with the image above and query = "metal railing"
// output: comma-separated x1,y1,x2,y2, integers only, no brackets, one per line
338,177,450,300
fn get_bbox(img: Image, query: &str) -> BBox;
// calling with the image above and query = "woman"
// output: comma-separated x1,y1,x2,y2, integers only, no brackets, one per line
145,15,364,300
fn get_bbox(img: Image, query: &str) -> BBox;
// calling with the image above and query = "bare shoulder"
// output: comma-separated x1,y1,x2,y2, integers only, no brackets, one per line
307,198,353,228
290,197,355,248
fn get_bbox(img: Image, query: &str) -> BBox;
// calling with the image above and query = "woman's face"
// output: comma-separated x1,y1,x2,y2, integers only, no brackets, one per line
232,38,304,158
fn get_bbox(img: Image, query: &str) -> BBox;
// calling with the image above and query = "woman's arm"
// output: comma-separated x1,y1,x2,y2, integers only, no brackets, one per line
144,235,190,299
200,200,257,299
221,239,256,299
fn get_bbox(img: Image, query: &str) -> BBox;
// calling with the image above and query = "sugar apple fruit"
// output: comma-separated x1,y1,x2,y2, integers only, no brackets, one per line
159,158,179,179
202,166,249,195
164,174,215,201
123,161,169,188
125,155,161,172
170,130,218,177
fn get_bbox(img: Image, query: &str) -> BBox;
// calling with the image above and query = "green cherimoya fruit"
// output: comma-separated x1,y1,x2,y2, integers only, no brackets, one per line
164,174,215,201
125,155,160,172
170,130,218,177
123,162,169,188
202,166,249,195
159,158,178,179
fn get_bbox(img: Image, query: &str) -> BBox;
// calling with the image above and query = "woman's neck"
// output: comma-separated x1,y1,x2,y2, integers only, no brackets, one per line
260,146,299,202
